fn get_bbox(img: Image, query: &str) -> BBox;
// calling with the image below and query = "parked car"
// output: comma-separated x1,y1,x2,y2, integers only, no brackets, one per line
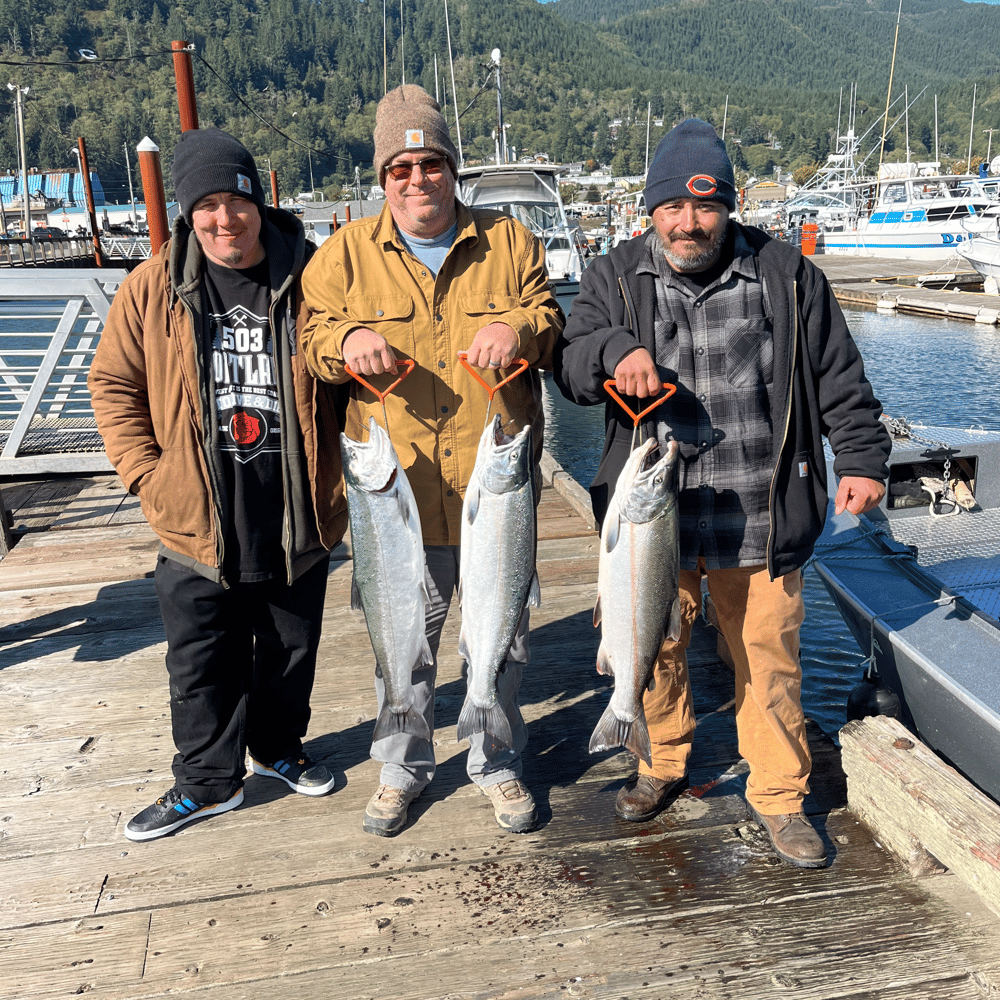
32,226,68,239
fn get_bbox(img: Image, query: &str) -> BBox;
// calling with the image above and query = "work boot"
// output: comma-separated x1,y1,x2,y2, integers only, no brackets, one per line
749,804,828,868
363,784,420,837
481,778,538,833
615,773,688,822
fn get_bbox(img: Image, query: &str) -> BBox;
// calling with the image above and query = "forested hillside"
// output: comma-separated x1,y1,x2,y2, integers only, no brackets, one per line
1,0,997,204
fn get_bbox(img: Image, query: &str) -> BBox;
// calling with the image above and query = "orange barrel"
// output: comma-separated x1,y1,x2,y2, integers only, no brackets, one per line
801,222,818,256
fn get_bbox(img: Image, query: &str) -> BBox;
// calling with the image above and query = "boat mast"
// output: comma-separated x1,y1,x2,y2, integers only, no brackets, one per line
968,84,978,172
444,0,463,165
877,0,904,198
491,48,504,164
645,101,652,175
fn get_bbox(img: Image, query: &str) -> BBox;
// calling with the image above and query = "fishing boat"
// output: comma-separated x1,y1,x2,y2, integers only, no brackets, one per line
457,162,586,314
955,213,1000,283
817,170,1000,258
811,417,1000,805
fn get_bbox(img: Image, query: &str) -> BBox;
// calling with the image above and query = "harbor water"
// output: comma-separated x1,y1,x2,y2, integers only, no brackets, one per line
541,306,1000,741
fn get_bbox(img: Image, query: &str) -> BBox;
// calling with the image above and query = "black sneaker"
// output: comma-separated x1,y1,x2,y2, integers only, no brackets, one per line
124,786,244,842
250,755,336,796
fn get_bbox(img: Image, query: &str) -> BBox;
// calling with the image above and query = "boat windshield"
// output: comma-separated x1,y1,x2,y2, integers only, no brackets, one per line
459,169,564,241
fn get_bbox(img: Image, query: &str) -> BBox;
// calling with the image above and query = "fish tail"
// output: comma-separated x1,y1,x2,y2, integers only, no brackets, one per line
456,697,514,749
588,704,653,767
372,704,432,743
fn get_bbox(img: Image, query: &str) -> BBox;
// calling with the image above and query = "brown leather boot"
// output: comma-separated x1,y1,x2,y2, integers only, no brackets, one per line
615,773,688,822
749,804,828,868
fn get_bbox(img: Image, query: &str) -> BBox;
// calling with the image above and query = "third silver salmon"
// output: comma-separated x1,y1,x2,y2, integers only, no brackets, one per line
590,437,681,766
456,414,541,749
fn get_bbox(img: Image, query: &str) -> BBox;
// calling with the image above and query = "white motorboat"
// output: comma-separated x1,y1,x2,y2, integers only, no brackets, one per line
955,214,1000,283
458,162,586,314
819,170,1000,259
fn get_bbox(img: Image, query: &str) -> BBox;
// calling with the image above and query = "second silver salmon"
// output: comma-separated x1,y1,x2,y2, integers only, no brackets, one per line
456,414,541,749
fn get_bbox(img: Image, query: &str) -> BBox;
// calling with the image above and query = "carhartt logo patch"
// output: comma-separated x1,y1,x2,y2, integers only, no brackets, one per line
798,461,809,477
405,129,425,148
686,174,718,198
236,173,253,195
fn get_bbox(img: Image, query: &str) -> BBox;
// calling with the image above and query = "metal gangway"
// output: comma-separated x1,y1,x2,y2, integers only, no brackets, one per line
0,270,127,476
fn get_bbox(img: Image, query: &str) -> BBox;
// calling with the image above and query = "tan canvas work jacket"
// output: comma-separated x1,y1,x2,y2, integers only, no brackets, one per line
89,209,348,583
300,201,563,545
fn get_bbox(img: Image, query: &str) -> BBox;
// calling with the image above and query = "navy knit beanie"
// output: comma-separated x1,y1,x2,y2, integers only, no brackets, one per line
172,128,267,224
644,119,736,214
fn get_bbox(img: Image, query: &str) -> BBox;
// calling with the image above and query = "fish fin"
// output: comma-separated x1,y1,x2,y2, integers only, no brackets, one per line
527,571,541,608
372,704,432,743
624,713,653,767
667,595,683,642
595,644,613,677
458,629,470,664
593,594,602,628
350,577,363,612
398,492,422,537
588,705,652,767
456,697,514,749
465,484,481,525
419,635,434,666
604,513,620,552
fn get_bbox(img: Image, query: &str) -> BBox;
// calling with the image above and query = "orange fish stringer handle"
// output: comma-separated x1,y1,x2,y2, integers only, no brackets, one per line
345,358,416,433
458,352,530,426
603,379,677,450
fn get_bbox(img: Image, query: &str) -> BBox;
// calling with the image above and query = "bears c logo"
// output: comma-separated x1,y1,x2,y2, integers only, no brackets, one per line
686,174,718,197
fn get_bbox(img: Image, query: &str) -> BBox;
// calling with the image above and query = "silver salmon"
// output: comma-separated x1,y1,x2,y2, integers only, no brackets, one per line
456,414,541,748
590,437,681,767
342,416,433,743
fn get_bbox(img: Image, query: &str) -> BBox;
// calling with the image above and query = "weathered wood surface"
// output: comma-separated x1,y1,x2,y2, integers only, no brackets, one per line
841,714,1000,915
1,470,999,999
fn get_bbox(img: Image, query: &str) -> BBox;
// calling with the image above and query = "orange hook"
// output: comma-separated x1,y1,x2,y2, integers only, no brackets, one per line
345,359,416,402
603,380,677,427
458,353,529,402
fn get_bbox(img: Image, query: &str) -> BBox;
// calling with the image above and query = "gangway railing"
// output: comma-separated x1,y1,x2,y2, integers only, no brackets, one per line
0,270,127,474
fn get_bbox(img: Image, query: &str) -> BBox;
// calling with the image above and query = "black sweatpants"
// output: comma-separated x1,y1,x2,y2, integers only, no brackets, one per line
154,554,330,801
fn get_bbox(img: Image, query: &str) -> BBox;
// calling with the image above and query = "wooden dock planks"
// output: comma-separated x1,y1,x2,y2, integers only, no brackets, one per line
1,470,999,999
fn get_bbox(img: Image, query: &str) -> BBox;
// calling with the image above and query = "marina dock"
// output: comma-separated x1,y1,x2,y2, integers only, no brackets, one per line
812,253,1000,324
2,461,999,999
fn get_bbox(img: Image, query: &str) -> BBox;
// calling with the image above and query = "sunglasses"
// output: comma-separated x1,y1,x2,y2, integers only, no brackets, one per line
385,156,449,183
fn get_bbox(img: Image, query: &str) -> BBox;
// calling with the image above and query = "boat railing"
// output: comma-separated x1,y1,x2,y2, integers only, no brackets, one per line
0,270,127,474
0,236,98,269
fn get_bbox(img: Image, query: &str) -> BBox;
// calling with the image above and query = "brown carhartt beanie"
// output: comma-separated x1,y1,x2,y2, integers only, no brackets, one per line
373,84,459,186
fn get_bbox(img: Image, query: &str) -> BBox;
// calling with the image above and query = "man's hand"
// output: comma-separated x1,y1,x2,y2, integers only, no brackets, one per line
463,322,519,370
343,327,398,376
834,476,886,516
613,348,662,399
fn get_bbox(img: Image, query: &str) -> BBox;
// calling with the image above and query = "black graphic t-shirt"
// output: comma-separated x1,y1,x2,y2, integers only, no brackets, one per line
204,256,284,582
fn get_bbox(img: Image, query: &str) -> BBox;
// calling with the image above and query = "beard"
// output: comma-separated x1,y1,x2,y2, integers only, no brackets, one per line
662,226,727,272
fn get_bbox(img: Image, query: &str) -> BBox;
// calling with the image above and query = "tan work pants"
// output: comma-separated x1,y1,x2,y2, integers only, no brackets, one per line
639,560,811,814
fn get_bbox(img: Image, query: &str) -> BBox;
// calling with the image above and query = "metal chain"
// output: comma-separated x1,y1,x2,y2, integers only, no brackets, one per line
884,416,957,514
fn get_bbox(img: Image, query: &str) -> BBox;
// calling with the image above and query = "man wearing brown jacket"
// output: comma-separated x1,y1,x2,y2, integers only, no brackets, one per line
89,128,347,841
301,85,562,838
